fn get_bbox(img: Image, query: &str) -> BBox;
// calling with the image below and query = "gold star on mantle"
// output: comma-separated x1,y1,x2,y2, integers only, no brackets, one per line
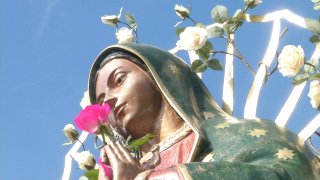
202,111,215,119
215,122,230,129
168,64,181,75
275,148,295,160
247,128,268,138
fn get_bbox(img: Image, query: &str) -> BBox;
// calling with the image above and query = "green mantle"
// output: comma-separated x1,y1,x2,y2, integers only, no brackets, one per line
88,43,320,179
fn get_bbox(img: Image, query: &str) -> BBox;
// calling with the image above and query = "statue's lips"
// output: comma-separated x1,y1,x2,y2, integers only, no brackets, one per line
114,103,126,122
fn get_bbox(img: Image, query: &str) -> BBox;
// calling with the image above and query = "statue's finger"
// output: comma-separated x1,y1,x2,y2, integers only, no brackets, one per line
116,141,136,163
108,140,125,161
100,147,110,164
105,144,122,166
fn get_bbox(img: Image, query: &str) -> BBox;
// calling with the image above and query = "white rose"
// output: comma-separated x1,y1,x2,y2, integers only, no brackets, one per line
278,45,305,77
174,4,190,19
63,124,79,143
72,151,96,171
80,90,91,109
308,80,320,109
116,27,134,44
176,26,208,50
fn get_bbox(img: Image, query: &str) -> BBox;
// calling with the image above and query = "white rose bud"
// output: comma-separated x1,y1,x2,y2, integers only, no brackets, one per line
308,80,320,109
101,15,119,26
63,124,79,143
174,4,190,19
116,27,134,44
80,91,91,109
176,26,208,50
101,7,122,26
278,45,305,77
245,0,262,8
72,151,96,171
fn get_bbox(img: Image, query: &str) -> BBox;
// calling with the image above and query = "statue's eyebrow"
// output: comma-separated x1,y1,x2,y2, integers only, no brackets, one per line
95,66,122,102
107,66,124,87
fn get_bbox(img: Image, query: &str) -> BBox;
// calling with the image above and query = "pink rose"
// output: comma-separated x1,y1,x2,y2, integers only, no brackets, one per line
74,104,111,134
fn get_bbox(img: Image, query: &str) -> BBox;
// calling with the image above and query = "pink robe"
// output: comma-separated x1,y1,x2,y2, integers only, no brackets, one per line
149,132,196,179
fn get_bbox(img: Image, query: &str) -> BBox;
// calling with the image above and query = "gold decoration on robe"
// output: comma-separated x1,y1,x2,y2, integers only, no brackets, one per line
214,122,230,129
275,148,295,160
168,64,181,75
202,111,215,119
247,128,268,137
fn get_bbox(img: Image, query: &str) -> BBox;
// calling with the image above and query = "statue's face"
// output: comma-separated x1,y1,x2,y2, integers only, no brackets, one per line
95,58,163,138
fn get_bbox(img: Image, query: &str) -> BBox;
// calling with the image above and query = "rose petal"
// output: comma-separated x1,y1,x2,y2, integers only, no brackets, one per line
74,105,104,134
75,114,100,133
99,157,113,178
99,103,111,123
84,104,102,114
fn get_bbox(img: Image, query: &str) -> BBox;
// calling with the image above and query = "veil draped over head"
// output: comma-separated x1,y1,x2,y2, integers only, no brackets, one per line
88,43,226,136
88,43,319,179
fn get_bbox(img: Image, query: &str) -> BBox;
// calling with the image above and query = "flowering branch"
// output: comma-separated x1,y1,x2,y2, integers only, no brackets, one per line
75,137,86,151
262,27,289,80
101,8,138,44
118,21,139,43
305,62,320,73
187,16,197,25
211,50,255,75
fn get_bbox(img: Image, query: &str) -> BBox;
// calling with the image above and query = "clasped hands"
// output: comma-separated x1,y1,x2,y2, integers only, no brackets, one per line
99,140,144,180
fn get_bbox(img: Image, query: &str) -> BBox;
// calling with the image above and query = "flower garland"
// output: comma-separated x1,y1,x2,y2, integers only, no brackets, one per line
99,1,320,110
62,1,320,179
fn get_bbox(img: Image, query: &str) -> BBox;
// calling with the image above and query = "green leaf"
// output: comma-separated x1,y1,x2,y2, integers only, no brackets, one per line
207,59,223,71
228,18,244,33
305,58,320,74
207,26,224,38
309,73,320,81
311,0,320,3
196,41,213,60
292,73,310,85
174,20,184,27
314,2,320,10
125,12,137,30
191,60,208,73
233,9,244,19
309,35,320,43
176,27,186,35
223,24,231,38
211,5,228,23
62,142,72,146
305,18,320,34
126,133,154,150
84,169,99,180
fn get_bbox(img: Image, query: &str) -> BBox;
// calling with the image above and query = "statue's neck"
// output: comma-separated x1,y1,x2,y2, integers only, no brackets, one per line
141,101,184,154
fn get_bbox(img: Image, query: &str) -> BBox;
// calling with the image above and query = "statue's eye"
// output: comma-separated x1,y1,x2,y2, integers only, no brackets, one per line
115,73,126,86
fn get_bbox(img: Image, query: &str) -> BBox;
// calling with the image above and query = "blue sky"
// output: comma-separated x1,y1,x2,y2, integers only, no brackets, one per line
1,0,319,179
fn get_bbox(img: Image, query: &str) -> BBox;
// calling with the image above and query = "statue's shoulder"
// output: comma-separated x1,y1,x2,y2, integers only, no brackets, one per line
198,116,318,179
202,116,307,155
202,115,296,139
